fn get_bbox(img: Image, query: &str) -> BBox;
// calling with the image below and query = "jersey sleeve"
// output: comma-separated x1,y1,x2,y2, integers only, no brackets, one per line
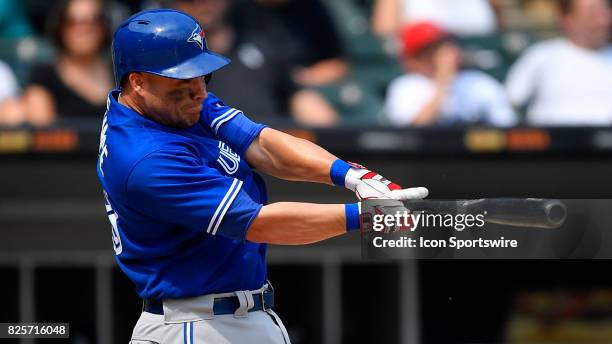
199,92,267,156
126,149,262,241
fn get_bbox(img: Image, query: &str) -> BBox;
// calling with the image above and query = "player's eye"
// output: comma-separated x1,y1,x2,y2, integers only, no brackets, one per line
168,88,189,101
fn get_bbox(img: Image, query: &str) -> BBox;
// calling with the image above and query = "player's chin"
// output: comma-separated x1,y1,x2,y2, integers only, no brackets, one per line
184,114,200,127
179,108,201,126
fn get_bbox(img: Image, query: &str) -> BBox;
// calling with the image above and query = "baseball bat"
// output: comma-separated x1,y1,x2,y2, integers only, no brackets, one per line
401,198,566,229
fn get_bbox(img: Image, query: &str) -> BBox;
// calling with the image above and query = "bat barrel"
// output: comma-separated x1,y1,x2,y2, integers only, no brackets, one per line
403,198,567,229
544,199,567,227
477,198,567,229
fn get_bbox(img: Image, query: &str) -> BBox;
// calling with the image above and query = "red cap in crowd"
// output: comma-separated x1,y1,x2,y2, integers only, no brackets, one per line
400,21,449,57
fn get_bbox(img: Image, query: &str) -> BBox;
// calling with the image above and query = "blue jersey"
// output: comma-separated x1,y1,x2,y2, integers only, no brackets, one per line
97,90,268,299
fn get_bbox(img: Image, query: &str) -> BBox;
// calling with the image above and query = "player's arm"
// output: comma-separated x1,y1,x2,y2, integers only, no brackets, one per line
245,127,337,184
245,127,428,200
126,149,365,245
204,93,427,200
247,203,354,245
203,92,376,185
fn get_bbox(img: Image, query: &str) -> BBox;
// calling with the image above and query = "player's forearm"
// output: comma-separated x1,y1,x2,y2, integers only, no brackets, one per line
245,128,337,184
246,202,358,245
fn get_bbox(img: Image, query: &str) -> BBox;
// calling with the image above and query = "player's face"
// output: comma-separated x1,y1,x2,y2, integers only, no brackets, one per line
140,74,208,128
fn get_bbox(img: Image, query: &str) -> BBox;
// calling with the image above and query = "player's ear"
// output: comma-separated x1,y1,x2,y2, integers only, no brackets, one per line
128,73,146,94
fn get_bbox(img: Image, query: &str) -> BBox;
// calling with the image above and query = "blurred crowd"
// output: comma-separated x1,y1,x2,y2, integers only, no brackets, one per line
0,0,611,128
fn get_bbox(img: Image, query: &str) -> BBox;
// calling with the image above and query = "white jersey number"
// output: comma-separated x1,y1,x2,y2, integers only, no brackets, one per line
98,99,110,177
104,191,123,255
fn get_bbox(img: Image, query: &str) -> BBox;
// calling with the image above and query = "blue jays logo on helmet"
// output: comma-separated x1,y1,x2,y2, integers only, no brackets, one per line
188,25,205,50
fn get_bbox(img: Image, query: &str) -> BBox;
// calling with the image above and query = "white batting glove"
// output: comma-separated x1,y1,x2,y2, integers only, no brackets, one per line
341,162,429,201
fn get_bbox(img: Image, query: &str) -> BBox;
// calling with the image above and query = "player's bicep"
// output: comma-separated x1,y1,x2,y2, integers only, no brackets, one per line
126,150,262,241
243,127,285,171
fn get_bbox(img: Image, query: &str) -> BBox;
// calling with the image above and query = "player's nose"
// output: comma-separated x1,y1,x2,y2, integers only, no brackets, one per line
190,79,207,102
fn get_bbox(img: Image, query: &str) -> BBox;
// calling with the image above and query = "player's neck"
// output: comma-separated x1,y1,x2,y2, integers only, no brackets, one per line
118,92,173,126
118,92,145,117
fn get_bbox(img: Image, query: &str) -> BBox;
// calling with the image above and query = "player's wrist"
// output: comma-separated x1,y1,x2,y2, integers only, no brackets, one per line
344,202,361,232
330,159,370,192
330,159,351,187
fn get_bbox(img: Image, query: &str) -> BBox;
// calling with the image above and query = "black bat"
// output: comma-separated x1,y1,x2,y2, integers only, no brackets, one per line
401,198,567,229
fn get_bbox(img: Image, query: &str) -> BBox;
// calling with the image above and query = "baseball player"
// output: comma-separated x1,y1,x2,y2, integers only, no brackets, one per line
97,9,428,344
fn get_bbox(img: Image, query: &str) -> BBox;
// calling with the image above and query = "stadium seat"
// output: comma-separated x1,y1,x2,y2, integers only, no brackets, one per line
457,31,535,81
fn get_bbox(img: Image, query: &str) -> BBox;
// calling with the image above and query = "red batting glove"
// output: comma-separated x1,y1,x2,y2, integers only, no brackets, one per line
345,162,429,201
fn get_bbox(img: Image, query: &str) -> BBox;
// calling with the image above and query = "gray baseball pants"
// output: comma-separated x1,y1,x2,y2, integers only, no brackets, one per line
129,285,291,344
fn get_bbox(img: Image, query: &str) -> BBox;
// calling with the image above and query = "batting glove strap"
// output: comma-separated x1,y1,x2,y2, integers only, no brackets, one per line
330,159,371,191
330,159,352,187
345,202,361,232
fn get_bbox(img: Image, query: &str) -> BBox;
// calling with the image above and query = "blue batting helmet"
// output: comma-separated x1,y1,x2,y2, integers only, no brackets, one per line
111,9,230,86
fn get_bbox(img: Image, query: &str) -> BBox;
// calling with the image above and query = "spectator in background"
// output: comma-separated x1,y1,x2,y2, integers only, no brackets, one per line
24,0,113,126
506,0,612,126
0,60,26,126
167,0,339,127
251,0,349,87
372,0,503,38
384,21,517,127
0,0,33,38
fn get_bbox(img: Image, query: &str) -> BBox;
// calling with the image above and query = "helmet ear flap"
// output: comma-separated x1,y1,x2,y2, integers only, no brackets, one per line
204,73,212,85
